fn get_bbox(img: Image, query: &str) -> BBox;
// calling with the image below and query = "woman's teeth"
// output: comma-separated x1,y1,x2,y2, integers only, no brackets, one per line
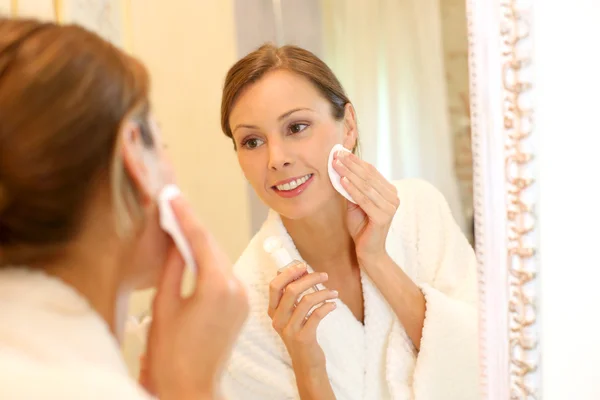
275,174,312,191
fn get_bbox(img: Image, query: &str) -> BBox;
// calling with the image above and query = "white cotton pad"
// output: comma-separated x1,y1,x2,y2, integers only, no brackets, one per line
158,184,196,274
327,144,356,204
124,185,195,341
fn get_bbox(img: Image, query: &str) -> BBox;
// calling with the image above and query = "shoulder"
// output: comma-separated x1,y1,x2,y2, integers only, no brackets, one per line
385,179,469,279
0,357,151,399
388,178,457,239
391,178,450,213
231,223,279,330
232,211,284,287
232,228,274,290
225,230,295,394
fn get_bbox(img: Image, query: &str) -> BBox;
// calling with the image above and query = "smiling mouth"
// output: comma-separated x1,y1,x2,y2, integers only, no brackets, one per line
272,174,313,191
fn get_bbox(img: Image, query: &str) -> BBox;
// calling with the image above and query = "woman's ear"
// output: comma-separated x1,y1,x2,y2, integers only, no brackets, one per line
120,120,158,206
342,103,358,151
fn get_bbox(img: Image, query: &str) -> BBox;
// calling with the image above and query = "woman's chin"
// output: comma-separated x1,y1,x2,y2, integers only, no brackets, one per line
133,270,160,291
270,200,328,221
263,188,338,220
265,201,308,221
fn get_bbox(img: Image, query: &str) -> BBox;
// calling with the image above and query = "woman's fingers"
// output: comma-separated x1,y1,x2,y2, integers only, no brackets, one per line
301,301,338,336
152,246,185,318
335,152,398,205
287,290,339,332
271,272,329,331
170,197,232,282
340,175,391,223
268,264,309,315
278,272,329,312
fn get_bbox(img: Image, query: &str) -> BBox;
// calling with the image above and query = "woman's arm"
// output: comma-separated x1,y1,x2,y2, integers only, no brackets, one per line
359,180,478,351
294,366,336,400
360,254,426,350
388,180,478,400
221,265,338,400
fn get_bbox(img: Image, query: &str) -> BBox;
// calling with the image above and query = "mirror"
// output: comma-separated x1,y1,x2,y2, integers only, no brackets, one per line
4,0,478,394
234,0,476,246
467,0,539,398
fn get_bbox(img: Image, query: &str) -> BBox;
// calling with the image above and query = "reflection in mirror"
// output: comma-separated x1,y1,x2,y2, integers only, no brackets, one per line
221,1,479,399
237,0,476,248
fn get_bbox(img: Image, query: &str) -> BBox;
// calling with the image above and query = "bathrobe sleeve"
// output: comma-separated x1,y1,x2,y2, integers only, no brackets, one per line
400,180,479,400
220,320,301,400
220,244,302,400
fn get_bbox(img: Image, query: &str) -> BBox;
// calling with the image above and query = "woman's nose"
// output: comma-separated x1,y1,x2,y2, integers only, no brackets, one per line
267,141,293,170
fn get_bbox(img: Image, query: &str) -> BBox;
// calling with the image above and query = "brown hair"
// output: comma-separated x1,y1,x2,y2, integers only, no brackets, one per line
221,43,357,151
0,18,153,266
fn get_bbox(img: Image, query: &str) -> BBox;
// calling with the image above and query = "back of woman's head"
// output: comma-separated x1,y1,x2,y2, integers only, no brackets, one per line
0,18,152,266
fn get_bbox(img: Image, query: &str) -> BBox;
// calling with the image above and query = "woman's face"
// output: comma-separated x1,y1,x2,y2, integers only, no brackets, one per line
121,116,176,290
229,70,356,220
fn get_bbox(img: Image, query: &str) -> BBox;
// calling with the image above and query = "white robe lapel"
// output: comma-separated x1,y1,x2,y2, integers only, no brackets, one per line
361,270,394,399
267,210,419,400
267,211,408,400
224,180,479,400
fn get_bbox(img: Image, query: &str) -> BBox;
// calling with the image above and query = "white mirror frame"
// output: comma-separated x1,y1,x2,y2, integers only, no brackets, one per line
467,0,538,399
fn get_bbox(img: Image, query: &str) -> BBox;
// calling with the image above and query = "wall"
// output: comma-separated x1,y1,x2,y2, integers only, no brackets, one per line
2,0,248,376
439,0,473,240
124,0,248,374
536,1,600,397
127,0,248,262
234,0,473,237
233,0,324,235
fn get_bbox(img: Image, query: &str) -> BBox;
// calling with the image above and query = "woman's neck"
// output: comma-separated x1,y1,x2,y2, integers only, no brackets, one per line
281,197,358,275
39,240,132,342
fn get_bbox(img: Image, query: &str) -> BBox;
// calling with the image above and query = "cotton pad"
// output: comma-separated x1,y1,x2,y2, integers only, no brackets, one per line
158,184,196,273
327,144,356,204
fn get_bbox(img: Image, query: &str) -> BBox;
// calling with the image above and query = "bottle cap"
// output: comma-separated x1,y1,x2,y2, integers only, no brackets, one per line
263,236,294,269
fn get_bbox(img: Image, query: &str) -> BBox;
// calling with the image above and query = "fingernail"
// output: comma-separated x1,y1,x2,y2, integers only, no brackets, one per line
171,196,184,207
331,290,339,297
171,195,192,212
320,272,328,280
336,159,343,167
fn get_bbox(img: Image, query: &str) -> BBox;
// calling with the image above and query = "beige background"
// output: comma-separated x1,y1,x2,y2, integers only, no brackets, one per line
440,0,472,234
124,0,249,374
2,0,250,376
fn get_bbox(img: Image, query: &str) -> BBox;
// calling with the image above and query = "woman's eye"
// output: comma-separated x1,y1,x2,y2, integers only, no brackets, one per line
289,123,309,134
242,137,264,149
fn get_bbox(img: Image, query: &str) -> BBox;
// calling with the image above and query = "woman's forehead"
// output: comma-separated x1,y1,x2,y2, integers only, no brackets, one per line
230,71,330,123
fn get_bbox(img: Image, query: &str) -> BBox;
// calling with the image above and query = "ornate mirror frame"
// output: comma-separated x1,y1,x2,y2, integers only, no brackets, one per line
467,0,539,398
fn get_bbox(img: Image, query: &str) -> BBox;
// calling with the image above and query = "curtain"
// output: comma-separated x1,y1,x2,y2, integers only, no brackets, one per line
321,0,466,231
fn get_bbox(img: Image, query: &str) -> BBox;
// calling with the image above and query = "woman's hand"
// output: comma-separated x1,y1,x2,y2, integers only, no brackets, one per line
333,151,427,349
143,197,249,400
333,151,400,269
268,265,338,398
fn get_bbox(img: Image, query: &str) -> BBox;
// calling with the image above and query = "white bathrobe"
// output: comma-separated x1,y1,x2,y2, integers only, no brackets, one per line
0,268,153,400
221,179,479,400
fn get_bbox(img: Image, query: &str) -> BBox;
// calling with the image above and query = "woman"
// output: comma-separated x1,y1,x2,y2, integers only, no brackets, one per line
0,18,248,399
219,44,479,400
